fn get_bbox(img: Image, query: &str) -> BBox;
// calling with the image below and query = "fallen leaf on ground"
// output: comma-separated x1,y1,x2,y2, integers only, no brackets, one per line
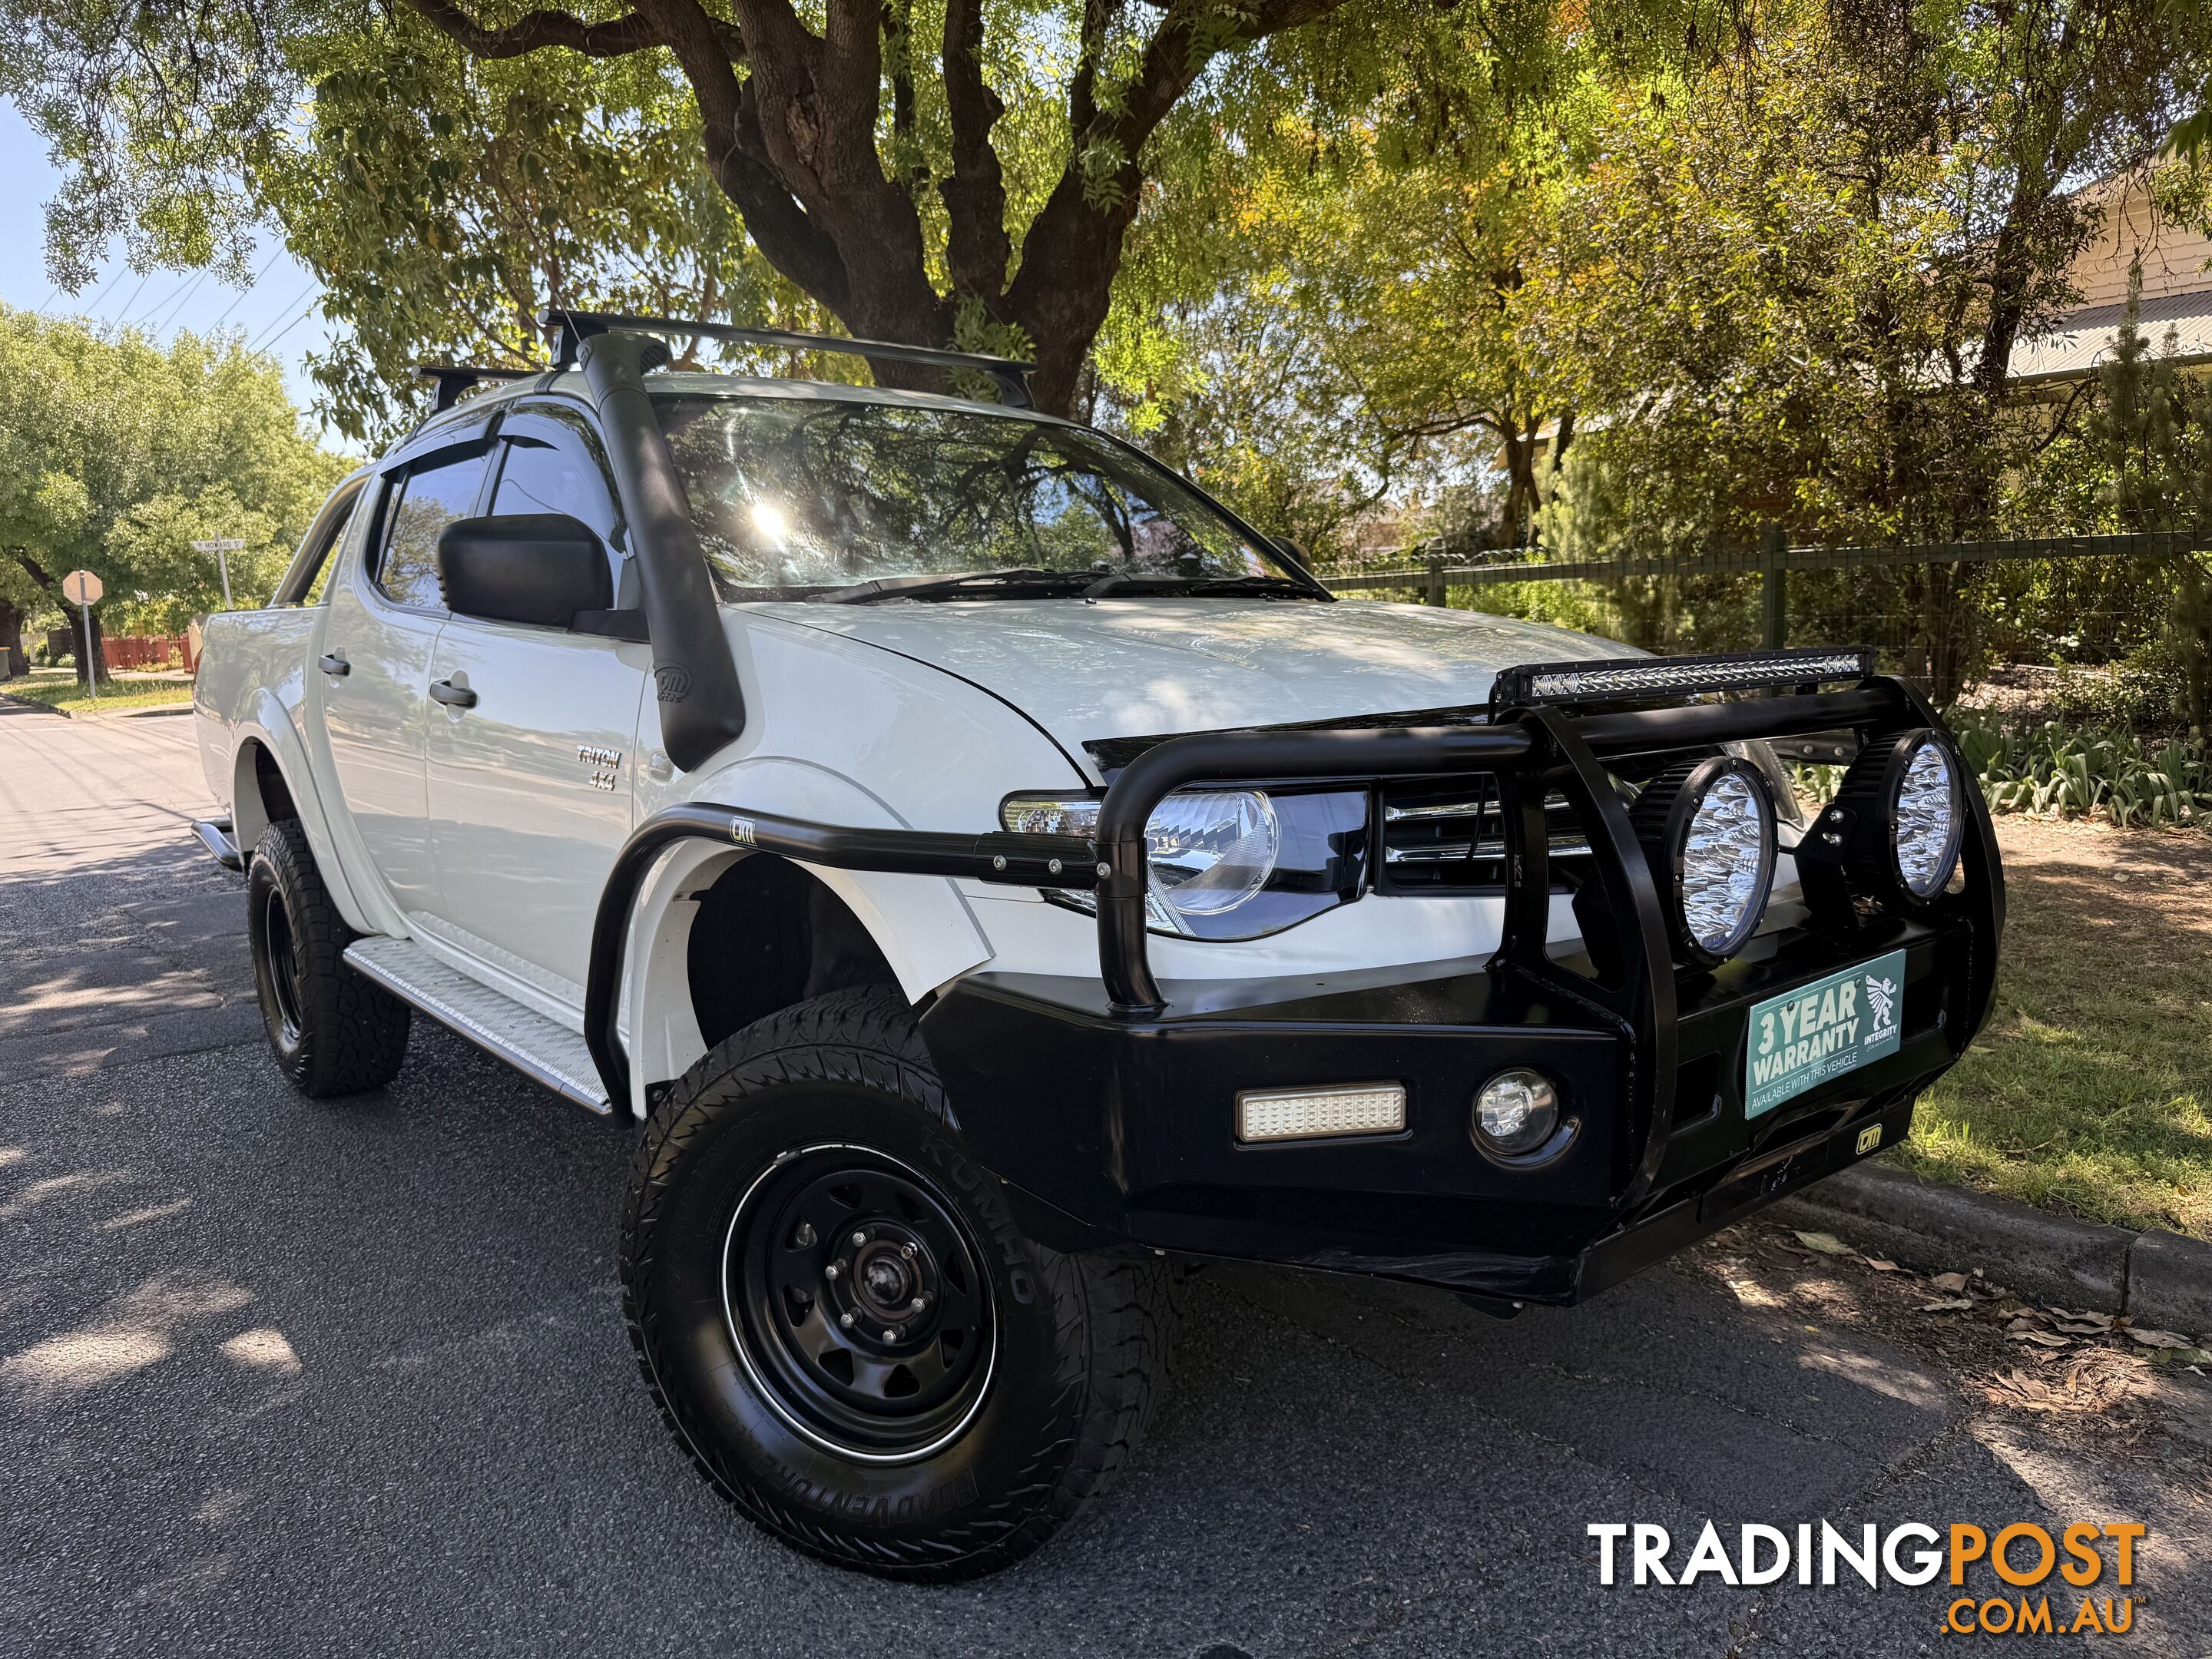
1931,1271,1971,1293
2148,1346,2212,1368
2054,1319,2113,1336
2011,1330,2073,1348
2126,1328,2195,1349
1794,1231,1853,1256
1864,1258,1902,1272
1920,1298,1975,1312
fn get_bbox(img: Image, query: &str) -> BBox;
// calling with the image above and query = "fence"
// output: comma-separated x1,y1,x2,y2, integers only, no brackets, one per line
44,630,199,673
1320,530,2206,646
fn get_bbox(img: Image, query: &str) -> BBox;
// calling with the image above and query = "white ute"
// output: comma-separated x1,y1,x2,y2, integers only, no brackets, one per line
191,313,2002,1579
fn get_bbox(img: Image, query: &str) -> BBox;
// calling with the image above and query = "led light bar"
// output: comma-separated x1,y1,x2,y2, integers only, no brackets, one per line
1235,1082,1407,1144
1491,648,1875,709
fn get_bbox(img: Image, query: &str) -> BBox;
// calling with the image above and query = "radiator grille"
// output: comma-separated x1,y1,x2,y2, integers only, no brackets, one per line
1378,779,1590,892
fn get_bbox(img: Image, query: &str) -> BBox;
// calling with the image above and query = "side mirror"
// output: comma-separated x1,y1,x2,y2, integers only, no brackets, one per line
436,514,613,629
1270,534,1314,571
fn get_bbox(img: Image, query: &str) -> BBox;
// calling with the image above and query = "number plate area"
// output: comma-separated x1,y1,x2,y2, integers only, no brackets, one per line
1743,949,1908,1118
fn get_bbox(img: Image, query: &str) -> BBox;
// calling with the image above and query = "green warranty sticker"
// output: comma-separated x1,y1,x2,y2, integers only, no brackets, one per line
1744,949,1906,1118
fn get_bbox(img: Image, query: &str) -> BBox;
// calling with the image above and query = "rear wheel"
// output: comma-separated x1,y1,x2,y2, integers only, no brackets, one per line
621,985,1174,1580
246,819,411,1097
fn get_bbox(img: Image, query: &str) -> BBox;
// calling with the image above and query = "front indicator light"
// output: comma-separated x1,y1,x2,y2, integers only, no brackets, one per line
1236,1082,1406,1144
1473,1069,1559,1157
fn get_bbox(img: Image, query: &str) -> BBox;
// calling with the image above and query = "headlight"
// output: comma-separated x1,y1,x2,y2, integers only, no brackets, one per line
1822,727,1964,905
1631,755,1777,965
1140,789,1280,916
1001,786,1367,940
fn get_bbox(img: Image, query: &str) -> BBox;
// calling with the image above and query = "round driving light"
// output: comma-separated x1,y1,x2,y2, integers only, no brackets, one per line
1822,727,1965,908
1474,1068,1559,1157
1631,756,1778,966
1890,734,1963,898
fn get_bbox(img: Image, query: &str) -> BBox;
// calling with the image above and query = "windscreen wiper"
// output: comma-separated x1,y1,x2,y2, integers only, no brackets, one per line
1080,572,1323,601
822,568,1097,604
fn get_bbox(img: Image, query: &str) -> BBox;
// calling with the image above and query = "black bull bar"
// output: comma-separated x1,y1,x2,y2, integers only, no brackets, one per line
583,651,2004,1301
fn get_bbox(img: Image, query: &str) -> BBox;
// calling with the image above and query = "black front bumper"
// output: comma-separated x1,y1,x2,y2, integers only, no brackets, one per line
919,909,1973,1304
585,650,2002,1305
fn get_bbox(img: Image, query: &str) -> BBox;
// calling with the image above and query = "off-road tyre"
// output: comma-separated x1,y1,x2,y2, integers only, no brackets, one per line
621,985,1176,1581
246,818,411,1097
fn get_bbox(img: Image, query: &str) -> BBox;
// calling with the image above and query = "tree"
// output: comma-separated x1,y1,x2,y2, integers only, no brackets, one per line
2076,270,2212,726
257,17,811,442
0,307,346,684
1084,0,1628,553
5,0,1473,421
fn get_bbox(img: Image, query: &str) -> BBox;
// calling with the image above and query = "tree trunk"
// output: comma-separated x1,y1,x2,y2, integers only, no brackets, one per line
9,548,109,685
409,0,1356,421
0,600,25,679
1498,426,1540,548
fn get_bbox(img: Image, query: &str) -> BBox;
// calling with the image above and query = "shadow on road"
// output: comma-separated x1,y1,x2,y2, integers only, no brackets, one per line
8,1020,2173,1657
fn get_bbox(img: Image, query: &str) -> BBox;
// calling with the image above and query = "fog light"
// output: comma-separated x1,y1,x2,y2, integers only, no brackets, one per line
1236,1082,1406,1144
1474,1069,1559,1157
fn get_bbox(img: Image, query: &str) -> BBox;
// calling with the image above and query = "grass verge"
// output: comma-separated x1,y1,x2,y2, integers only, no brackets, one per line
2,672,194,717
1896,816,2212,1240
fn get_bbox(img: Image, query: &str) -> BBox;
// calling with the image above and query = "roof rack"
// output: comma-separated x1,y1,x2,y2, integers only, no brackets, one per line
415,363,545,413
538,309,1035,409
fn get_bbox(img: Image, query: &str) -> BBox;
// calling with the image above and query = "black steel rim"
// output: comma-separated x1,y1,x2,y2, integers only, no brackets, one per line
722,1144,997,1462
260,891,304,1045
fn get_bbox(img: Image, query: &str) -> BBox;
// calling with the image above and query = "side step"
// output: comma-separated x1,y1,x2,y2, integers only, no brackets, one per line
192,815,243,870
343,936,612,1114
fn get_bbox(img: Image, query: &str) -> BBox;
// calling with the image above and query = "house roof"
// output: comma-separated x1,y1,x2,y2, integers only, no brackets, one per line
2009,286,2212,386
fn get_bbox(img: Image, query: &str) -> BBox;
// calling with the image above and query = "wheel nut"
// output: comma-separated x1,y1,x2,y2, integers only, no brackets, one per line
882,1329,897,1342
899,1242,918,1260
839,1312,855,1329
850,1230,867,1248
909,1295,926,1311
824,1262,841,1280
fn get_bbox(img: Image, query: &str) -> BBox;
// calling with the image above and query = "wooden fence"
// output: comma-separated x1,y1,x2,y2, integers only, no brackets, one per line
45,630,199,673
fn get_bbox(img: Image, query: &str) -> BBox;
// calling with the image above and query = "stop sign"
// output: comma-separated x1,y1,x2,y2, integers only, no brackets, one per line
61,569,103,606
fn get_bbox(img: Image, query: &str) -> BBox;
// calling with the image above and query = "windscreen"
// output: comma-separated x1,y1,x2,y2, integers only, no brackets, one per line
653,393,1287,598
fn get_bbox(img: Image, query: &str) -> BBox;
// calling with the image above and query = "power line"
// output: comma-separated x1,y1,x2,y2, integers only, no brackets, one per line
38,257,126,321
115,270,187,329
250,303,319,356
206,250,283,330
144,267,211,336
104,270,151,327
246,287,318,353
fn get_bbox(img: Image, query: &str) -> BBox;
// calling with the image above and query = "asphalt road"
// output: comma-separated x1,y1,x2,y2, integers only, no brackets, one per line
2,700,2207,1657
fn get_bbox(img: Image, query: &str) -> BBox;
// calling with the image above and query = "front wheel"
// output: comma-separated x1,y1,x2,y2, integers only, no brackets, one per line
620,985,1174,1580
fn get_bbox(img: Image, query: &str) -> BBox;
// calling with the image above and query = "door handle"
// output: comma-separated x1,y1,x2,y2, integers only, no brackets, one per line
429,678,478,709
319,653,350,677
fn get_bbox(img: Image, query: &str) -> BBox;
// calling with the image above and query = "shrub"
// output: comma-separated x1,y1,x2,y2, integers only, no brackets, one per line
1949,712,2212,830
